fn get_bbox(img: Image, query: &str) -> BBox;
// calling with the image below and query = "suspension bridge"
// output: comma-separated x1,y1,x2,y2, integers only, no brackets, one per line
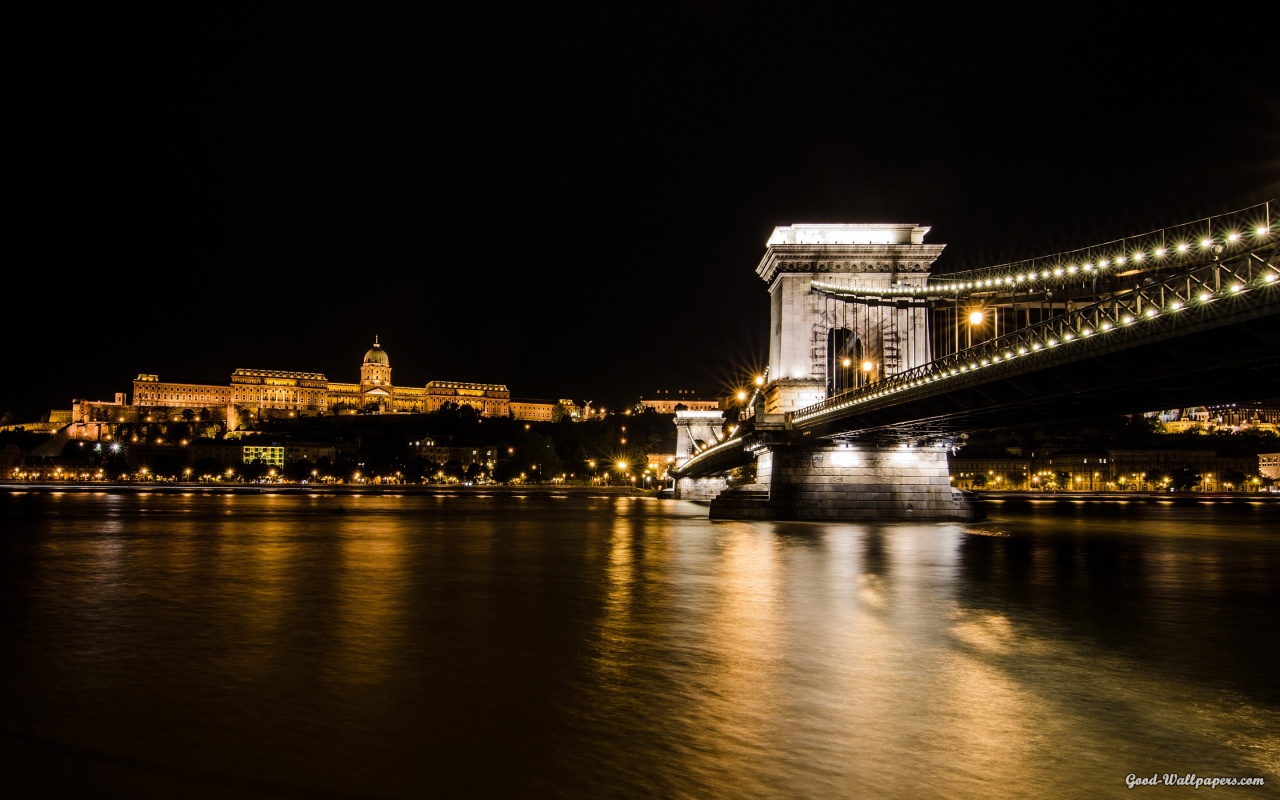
672,202,1280,521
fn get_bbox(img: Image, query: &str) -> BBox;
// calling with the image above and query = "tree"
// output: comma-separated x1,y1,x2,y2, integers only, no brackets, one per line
443,459,466,482
284,458,315,482
166,422,192,443
239,459,269,482
1220,468,1247,491
1170,466,1200,492
191,456,225,480
516,432,562,482
148,451,187,480
314,456,334,481
492,458,521,484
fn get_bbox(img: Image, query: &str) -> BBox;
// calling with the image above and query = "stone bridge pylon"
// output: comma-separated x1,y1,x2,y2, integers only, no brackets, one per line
672,409,730,501
679,222,983,521
757,223,942,415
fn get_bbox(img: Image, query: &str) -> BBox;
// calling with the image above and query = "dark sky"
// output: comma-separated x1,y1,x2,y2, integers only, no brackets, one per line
5,4,1278,417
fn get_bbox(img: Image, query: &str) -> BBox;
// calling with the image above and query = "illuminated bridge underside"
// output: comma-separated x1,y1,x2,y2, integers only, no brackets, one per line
678,260,1280,479
797,239,1280,442
677,435,756,479
802,301,1280,443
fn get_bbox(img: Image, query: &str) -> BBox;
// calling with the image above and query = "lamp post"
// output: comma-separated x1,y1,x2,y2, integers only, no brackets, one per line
967,309,984,348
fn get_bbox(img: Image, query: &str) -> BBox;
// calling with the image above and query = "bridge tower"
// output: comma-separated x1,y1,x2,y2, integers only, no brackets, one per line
690,221,981,521
755,223,944,413
672,409,730,500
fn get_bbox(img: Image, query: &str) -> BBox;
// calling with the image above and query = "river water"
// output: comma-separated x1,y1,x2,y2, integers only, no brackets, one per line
0,490,1276,799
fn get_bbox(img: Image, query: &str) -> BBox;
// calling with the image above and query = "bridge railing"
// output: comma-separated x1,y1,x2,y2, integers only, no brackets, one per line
792,238,1280,425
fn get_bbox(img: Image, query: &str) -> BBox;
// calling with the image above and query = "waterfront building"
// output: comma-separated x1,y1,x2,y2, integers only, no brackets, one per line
508,399,584,422
510,399,557,422
423,380,510,416
1107,448,1258,489
1151,403,1280,435
948,454,1032,490
1034,449,1111,490
639,391,721,414
408,438,496,470
1205,402,1280,434
68,339,512,438
189,441,338,470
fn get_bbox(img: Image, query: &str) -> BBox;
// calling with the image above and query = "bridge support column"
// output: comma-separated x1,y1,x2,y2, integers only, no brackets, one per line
710,441,984,521
674,476,730,502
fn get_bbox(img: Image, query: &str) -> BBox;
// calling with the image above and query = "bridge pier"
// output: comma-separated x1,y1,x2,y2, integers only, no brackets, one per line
674,476,731,502
709,441,984,521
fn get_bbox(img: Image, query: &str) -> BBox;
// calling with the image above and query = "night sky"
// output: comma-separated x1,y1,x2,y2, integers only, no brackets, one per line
6,4,1278,418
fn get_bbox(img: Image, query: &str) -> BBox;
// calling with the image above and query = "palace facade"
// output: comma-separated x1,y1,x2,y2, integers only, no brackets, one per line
72,339,511,435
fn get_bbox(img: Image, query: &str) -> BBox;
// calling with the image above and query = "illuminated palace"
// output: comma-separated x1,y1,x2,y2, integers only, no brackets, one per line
72,339,511,435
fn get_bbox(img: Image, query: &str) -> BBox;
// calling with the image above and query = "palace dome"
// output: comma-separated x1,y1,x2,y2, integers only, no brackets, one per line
363,340,389,366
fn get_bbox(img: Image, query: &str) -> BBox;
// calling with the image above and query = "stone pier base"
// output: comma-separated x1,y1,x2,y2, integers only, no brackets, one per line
675,476,730,502
709,442,984,521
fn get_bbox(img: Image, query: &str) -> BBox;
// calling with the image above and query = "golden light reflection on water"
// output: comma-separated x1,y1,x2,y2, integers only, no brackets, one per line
696,520,786,761
212,511,300,649
334,521,407,688
596,519,634,676
4,493,1280,798
942,604,1280,795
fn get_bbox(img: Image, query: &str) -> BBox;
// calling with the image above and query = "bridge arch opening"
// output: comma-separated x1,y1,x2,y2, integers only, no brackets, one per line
826,328,864,396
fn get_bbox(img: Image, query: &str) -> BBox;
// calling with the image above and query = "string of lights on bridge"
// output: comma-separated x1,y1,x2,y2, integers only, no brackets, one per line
793,208,1278,427
686,368,769,459
811,203,1273,302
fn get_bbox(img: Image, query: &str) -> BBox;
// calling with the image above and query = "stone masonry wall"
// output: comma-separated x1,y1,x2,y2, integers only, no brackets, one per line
675,476,730,502
765,443,983,521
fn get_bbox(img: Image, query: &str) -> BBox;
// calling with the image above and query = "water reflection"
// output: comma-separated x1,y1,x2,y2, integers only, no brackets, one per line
0,492,1276,798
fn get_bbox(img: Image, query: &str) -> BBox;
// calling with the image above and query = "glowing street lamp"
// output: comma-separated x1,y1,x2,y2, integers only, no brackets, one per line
967,309,985,348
